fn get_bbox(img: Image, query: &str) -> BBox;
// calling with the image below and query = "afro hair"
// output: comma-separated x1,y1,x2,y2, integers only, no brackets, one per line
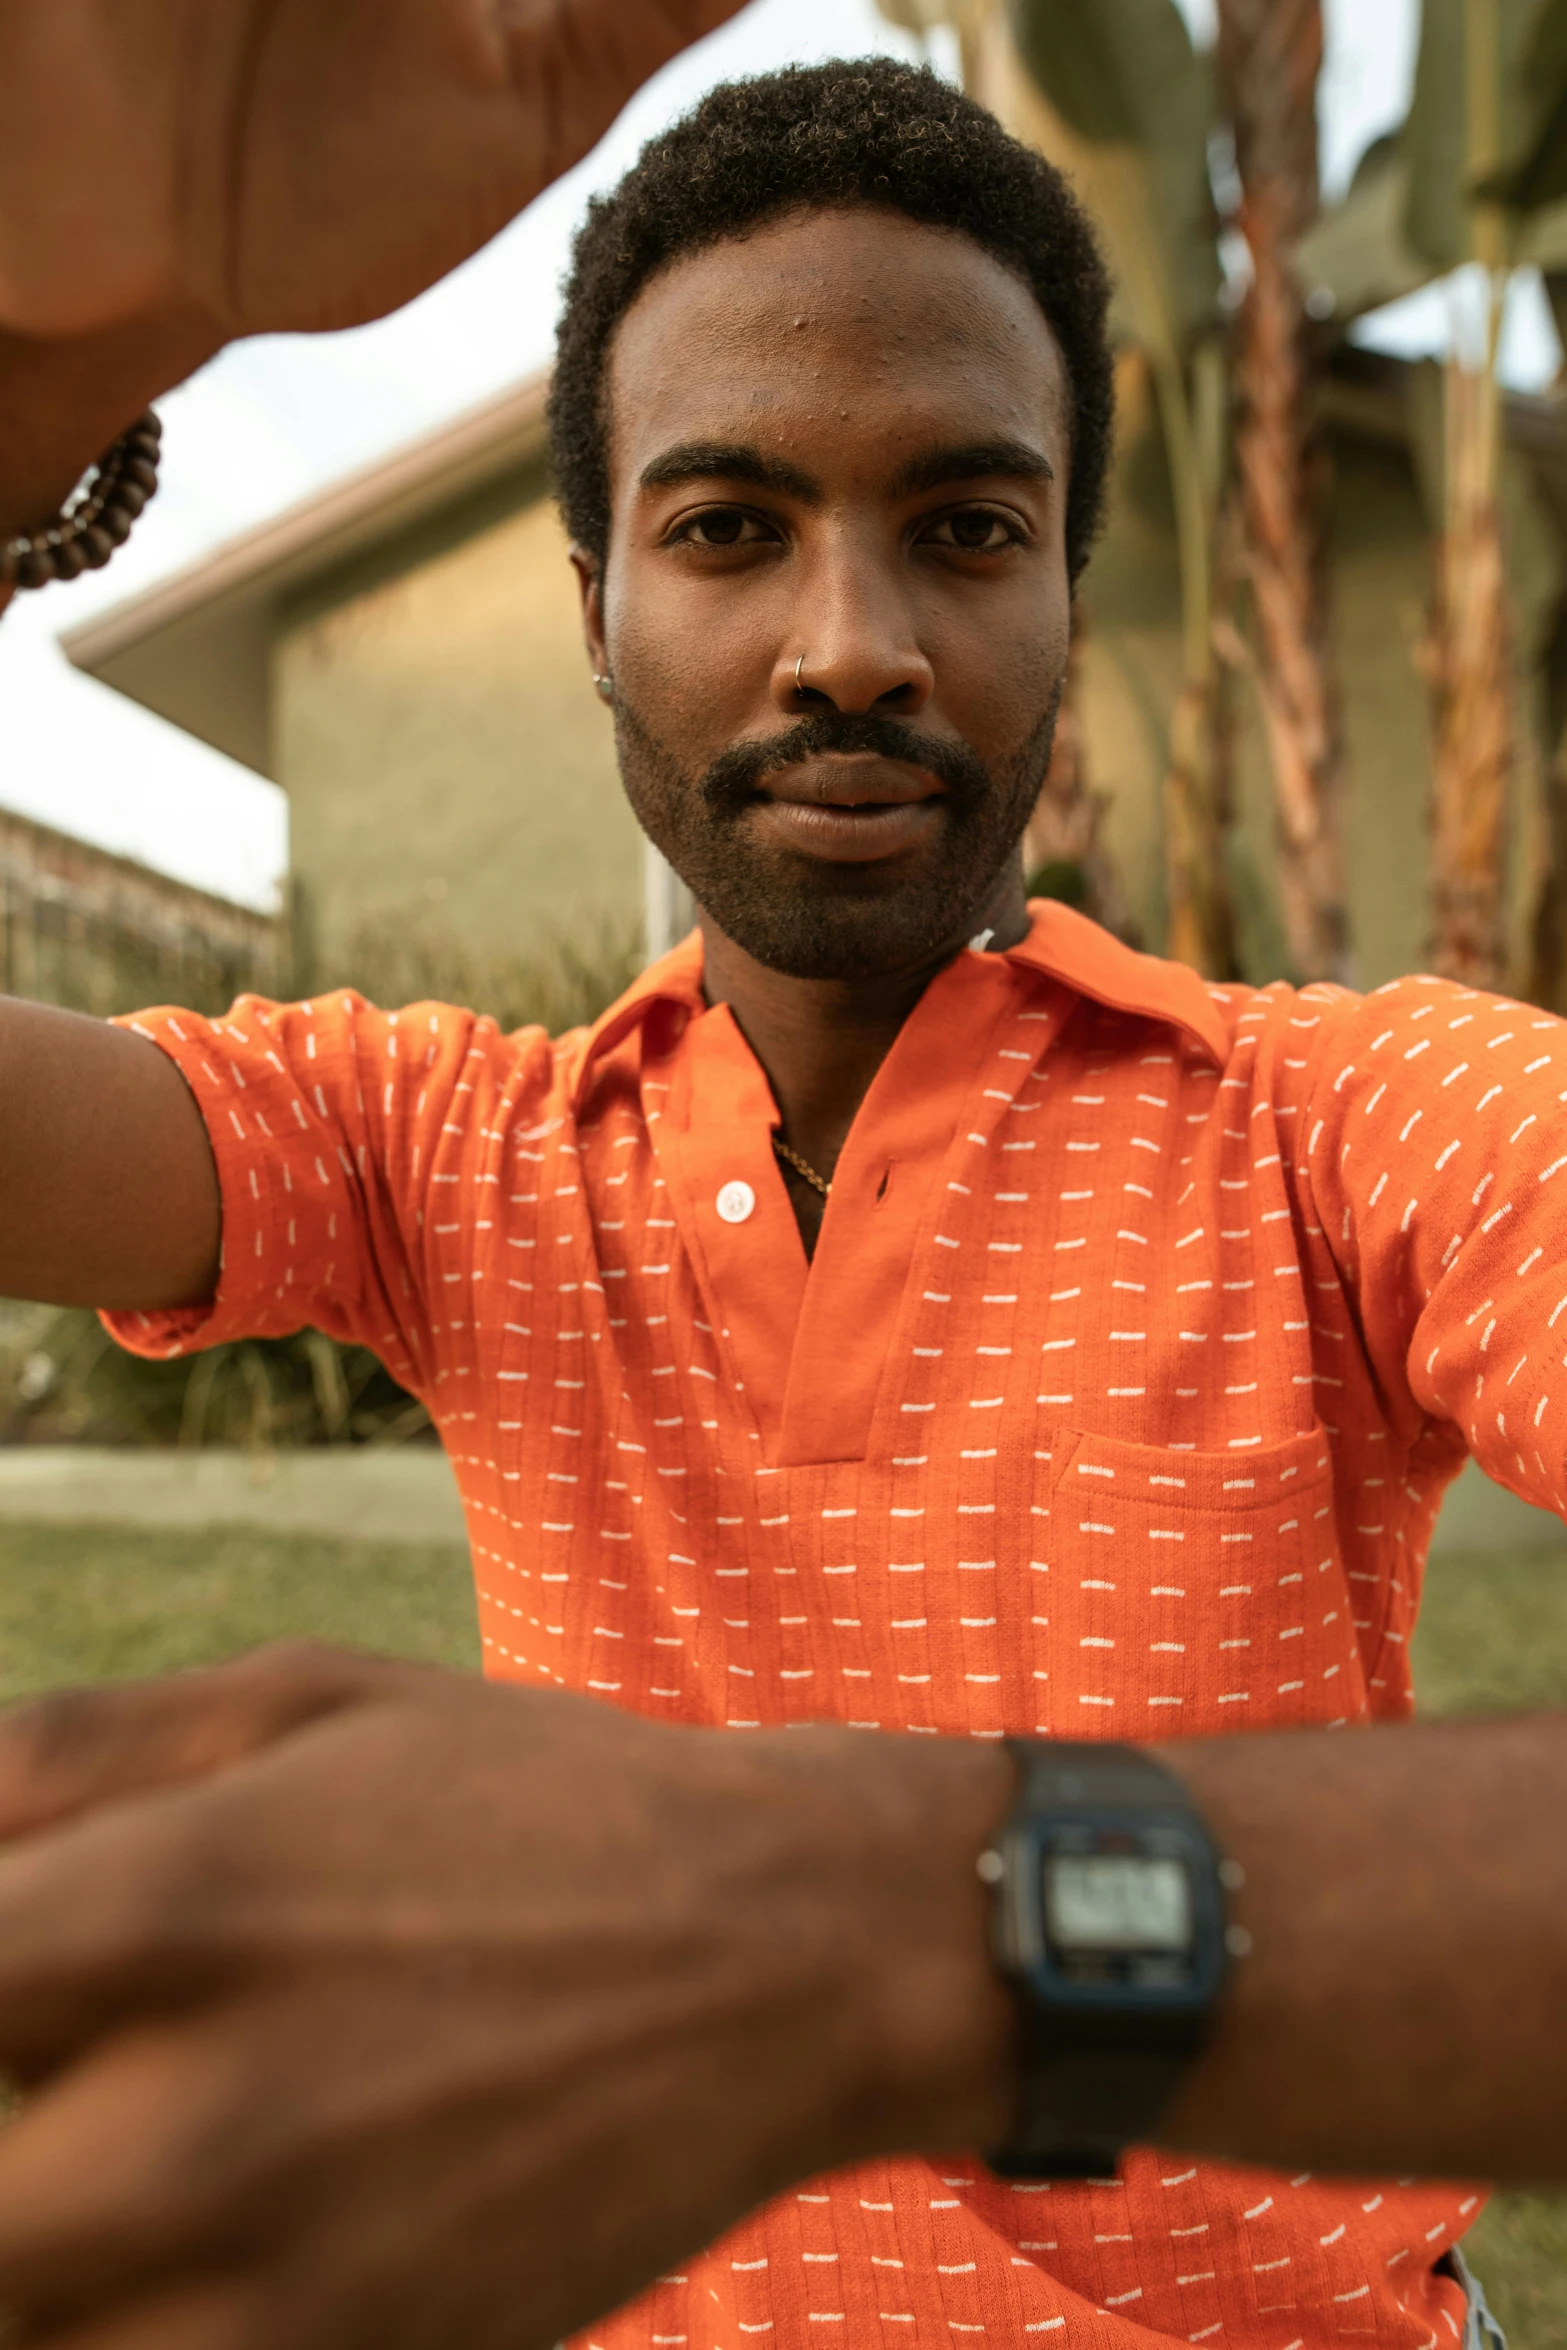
547,57,1114,584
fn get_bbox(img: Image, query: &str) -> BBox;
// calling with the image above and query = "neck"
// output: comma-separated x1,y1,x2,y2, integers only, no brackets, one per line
699,864,1030,1181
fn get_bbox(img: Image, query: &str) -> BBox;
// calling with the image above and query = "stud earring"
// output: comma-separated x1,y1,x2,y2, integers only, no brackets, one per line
593,672,616,704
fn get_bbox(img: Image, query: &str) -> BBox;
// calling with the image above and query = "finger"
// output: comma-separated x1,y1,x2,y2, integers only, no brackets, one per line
0,1643,425,1844
0,1779,256,2078
0,1975,517,2332
0,1649,444,2072
0,1655,498,2076
0,2017,265,2323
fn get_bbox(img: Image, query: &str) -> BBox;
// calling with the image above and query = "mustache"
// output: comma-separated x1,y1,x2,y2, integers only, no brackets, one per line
699,711,990,817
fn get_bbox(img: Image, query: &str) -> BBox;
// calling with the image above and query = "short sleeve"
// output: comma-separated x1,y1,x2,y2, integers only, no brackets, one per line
1290,975,1567,1513
101,990,547,1401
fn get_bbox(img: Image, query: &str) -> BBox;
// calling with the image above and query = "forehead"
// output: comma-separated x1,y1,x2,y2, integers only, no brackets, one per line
604,207,1068,493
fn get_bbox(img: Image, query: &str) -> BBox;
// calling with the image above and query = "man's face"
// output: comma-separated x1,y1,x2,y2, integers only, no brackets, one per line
582,205,1073,981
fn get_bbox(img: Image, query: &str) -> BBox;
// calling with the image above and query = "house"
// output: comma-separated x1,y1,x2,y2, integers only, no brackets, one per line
62,373,692,1003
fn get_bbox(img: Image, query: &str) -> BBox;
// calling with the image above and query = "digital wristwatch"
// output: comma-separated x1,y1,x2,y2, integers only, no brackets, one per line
979,1740,1236,2179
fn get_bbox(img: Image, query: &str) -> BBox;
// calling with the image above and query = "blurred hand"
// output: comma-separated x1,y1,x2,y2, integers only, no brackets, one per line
0,0,746,534
0,0,745,340
0,1645,1012,2350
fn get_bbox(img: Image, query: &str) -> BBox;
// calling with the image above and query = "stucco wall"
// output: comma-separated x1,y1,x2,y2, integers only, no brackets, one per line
273,485,643,977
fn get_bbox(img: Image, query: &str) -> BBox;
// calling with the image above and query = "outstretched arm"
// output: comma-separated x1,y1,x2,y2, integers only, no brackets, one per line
0,1653,1558,2345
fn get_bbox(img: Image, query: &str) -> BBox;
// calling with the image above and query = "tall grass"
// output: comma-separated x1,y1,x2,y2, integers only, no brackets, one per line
296,906,643,1040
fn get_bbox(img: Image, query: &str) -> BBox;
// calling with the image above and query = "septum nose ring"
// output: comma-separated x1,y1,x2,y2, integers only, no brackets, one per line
795,653,807,695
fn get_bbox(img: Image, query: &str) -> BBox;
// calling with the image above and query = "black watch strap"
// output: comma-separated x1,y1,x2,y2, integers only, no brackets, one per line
986,1740,1223,2181
1008,1739,1183,1814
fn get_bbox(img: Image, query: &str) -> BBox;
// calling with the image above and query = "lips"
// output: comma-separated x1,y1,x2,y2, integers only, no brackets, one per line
760,754,944,810
751,757,947,863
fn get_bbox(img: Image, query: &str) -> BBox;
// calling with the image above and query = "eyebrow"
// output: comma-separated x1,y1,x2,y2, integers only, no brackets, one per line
636,435,1055,505
889,440,1055,497
638,442,822,502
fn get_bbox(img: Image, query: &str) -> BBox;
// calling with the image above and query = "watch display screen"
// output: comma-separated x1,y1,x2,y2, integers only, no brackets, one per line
1044,1853,1193,1954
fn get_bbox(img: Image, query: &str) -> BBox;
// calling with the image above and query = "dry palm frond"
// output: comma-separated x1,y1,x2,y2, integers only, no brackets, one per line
1425,354,1513,988
1217,0,1349,985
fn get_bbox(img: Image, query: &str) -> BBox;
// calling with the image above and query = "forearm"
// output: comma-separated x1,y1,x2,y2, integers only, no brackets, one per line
1150,1716,1567,2181
853,1715,1567,2187
0,997,219,1306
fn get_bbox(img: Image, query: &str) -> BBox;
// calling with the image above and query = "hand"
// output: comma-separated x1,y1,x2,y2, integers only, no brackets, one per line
0,0,746,528
0,0,744,340
0,1645,1014,2349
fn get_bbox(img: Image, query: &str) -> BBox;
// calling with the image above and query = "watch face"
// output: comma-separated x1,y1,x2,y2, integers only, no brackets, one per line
1044,1853,1193,1954
1033,1826,1206,1992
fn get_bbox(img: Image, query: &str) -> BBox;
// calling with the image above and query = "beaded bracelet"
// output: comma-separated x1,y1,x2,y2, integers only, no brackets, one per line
0,411,162,594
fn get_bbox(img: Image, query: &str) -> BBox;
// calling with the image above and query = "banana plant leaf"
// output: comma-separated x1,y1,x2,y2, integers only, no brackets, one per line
1406,0,1567,264
1475,0,1567,212
1292,137,1430,326
1294,129,1567,331
1004,0,1221,350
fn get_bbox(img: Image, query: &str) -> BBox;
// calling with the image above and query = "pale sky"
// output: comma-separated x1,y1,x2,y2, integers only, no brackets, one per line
0,0,1535,915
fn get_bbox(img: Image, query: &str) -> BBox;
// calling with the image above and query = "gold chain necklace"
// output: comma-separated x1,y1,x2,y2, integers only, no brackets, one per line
771,1133,832,1200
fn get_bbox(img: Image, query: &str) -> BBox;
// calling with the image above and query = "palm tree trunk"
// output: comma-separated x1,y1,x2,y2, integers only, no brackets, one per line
1425,0,1513,992
1164,475,1241,982
1427,342,1512,986
1217,0,1349,985
1157,340,1239,982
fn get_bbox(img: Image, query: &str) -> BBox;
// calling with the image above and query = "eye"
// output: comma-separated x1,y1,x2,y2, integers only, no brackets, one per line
666,506,780,549
921,506,1027,554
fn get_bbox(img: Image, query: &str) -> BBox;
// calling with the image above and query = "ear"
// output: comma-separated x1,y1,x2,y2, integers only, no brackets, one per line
570,545,609,685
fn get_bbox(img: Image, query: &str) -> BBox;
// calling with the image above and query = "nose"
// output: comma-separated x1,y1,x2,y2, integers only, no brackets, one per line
772,536,935,717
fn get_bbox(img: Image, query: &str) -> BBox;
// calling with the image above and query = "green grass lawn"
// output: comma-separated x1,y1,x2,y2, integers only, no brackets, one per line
0,1520,1561,2339
0,1517,480,1703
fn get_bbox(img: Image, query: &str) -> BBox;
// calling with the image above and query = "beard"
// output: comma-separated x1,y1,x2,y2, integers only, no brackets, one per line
612,690,1062,982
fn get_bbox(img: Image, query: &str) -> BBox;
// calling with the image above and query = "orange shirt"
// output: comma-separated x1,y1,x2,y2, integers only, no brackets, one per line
111,896,1563,2350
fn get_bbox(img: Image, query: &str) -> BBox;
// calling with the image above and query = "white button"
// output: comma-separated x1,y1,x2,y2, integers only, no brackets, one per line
716,1179,756,1225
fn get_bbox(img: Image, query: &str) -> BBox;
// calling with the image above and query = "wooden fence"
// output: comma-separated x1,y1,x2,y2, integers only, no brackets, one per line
0,807,280,1020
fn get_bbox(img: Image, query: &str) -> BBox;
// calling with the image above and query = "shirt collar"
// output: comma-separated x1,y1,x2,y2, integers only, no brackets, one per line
570,899,1228,1114
570,930,707,1112
1000,899,1230,1066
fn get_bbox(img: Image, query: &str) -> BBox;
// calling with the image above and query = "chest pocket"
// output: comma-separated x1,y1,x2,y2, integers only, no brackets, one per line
1037,1425,1367,1738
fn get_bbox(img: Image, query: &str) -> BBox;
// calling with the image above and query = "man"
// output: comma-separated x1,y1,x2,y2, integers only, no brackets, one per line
0,13,1565,2350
